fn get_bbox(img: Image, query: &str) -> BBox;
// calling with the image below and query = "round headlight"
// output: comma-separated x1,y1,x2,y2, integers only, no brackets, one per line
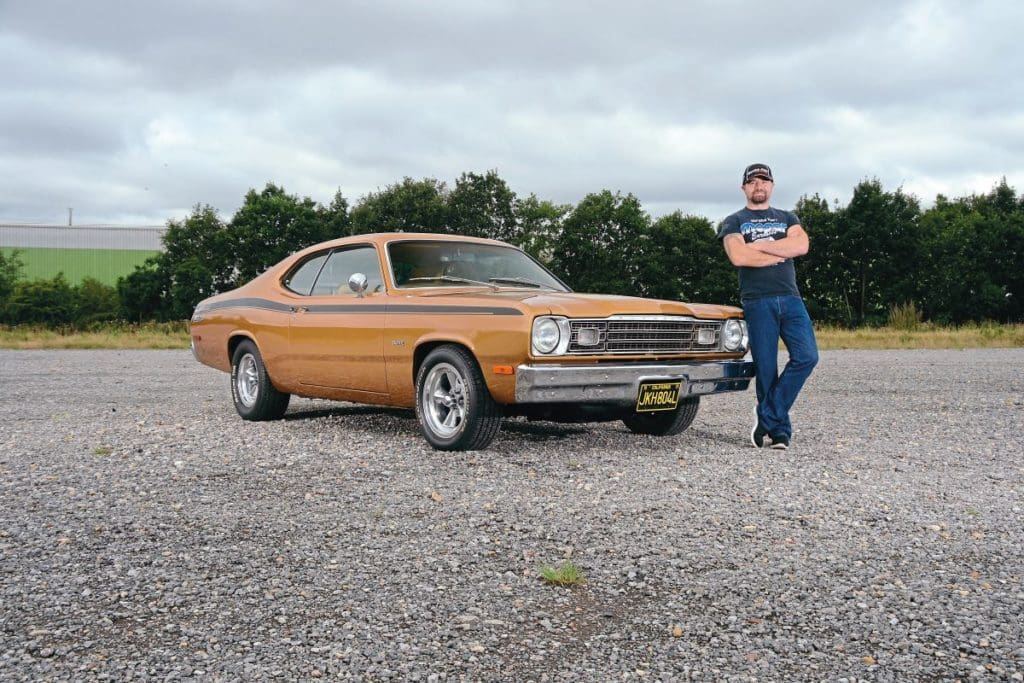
532,317,561,354
722,319,748,351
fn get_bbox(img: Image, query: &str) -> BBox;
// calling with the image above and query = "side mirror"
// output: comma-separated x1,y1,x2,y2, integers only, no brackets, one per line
348,272,368,297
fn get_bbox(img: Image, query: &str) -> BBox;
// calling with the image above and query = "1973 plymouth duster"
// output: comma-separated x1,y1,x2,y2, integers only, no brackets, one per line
190,233,754,450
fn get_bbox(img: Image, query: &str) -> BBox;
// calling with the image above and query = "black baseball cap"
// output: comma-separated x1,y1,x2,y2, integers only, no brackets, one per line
743,163,773,183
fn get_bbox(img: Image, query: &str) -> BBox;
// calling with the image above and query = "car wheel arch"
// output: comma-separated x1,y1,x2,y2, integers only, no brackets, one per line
413,340,475,386
227,333,258,364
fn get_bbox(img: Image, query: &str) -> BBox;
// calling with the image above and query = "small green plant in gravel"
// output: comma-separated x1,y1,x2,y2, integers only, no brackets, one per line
93,447,112,455
539,560,586,587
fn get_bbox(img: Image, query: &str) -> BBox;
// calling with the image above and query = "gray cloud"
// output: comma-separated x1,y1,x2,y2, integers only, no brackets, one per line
1,0,1021,226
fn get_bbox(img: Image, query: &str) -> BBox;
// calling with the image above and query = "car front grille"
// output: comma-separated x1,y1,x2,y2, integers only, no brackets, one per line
567,317,721,354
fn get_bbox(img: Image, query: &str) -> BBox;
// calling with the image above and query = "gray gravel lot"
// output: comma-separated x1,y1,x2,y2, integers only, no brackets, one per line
1,348,1022,681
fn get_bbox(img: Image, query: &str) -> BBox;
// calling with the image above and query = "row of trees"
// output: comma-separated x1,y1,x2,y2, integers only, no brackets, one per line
2,170,1022,327
0,267,120,327
796,180,1023,325
109,174,741,324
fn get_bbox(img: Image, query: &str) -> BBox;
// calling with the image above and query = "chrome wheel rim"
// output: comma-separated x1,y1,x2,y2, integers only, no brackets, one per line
236,353,259,408
422,362,466,439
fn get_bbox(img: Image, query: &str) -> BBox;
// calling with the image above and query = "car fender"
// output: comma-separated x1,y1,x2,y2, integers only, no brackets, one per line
399,332,517,406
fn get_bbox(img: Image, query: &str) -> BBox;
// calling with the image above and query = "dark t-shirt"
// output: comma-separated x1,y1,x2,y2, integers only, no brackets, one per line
717,207,802,301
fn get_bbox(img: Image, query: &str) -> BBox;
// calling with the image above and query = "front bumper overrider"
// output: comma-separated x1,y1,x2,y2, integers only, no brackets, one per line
515,359,754,404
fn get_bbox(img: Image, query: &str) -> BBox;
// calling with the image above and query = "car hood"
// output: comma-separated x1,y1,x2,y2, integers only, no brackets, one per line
410,289,742,319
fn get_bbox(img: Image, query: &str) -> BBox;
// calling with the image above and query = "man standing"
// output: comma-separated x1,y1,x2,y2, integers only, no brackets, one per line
717,163,818,450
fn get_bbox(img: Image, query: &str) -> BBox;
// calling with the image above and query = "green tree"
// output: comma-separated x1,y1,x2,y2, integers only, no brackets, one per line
794,193,850,324
919,180,1024,323
117,205,227,323
117,256,170,322
961,179,1024,322
980,203,1024,324
74,277,120,326
4,274,76,326
513,195,569,264
637,212,736,304
168,257,216,321
116,187,349,321
320,189,353,238
553,191,650,294
0,249,25,313
447,170,518,241
227,183,337,286
829,179,922,326
162,204,231,289
350,177,449,234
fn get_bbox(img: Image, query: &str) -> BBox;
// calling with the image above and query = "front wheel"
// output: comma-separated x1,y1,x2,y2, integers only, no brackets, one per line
622,396,700,436
231,339,290,421
415,345,502,451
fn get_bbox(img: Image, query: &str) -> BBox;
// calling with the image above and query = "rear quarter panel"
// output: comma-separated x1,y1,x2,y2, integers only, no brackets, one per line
190,304,292,386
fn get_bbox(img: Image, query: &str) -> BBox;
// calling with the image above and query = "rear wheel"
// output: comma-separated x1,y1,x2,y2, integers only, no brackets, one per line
416,345,501,451
622,396,700,436
231,339,290,421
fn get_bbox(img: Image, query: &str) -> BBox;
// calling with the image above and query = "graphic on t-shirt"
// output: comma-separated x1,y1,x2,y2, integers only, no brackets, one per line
741,220,788,243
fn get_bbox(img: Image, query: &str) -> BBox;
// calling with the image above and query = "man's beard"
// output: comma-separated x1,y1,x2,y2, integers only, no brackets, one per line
751,190,768,204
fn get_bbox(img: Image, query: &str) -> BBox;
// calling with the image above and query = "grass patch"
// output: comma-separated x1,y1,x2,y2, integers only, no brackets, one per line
887,301,923,331
0,322,190,349
815,323,1024,350
539,560,586,587
2,247,158,286
0,321,1021,351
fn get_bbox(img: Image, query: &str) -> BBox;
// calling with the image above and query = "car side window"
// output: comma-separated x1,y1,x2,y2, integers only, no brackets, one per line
282,253,328,295
311,246,384,296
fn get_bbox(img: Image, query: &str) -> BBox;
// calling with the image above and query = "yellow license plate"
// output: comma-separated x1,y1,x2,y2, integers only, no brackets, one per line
635,381,682,412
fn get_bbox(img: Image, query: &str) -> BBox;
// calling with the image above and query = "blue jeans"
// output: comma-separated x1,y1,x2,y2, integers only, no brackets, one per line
742,295,819,440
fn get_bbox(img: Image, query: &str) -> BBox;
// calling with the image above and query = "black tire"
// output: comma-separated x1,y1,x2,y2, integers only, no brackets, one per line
415,345,502,451
230,339,290,421
622,395,700,436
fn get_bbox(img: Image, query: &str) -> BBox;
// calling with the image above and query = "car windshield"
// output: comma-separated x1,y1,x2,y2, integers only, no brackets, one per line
388,240,569,291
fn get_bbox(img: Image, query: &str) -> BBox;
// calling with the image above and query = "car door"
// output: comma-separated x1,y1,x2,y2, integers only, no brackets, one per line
286,245,388,395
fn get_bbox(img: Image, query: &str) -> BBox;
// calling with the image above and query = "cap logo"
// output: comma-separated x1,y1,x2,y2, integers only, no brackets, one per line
743,163,773,183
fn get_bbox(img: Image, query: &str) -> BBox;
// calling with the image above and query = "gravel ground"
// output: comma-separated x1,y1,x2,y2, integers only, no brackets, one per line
1,348,1022,682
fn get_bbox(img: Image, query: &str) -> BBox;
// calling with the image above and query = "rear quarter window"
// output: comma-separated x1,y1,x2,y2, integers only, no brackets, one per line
282,253,328,295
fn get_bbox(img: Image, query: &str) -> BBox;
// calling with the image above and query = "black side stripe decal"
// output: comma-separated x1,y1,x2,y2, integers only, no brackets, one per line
384,304,522,316
197,298,523,316
197,298,292,314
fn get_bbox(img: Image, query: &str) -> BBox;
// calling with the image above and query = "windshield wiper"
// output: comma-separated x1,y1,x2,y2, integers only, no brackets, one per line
406,275,498,290
487,276,551,289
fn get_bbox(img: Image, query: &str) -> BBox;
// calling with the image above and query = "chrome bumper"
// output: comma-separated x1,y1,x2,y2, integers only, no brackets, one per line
515,359,754,404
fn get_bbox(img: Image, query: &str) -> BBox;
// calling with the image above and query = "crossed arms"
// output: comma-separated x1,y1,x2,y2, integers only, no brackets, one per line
722,225,809,267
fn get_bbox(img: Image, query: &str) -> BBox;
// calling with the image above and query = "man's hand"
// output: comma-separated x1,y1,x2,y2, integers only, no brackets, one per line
747,225,809,258
723,234,786,268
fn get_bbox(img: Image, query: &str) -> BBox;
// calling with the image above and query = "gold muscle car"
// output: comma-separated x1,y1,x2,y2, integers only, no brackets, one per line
190,233,754,450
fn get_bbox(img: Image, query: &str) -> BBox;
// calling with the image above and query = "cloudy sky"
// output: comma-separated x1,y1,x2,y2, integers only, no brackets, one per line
2,0,1022,228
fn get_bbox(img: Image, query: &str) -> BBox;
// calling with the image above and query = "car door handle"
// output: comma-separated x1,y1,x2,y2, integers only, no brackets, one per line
291,306,308,313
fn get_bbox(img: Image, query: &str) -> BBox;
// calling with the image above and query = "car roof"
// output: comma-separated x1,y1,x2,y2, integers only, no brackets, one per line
290,232,518,259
